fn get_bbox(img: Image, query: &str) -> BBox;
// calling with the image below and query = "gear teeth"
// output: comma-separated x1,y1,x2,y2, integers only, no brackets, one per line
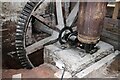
25,3,34,10
19,59,26,62
17,53,25,57
16,50,24,53
16,33,23,36
16,35,23,39
28,2,36,7
18,56,26,60
16,43,23,47
18,18,26,23
15,41,23,45
19,58,28,62
19,57,33,69
20,14,28,20
17,22,25,27
18,55,27,60
21,10,30,17
16,32,24,36
15,43,23,47
16,47,24,50
16,28,24,32
15,40,23,43
16,25,24,29
23,8,32,14
18,57,24,59
18,54,25,57
21,62,28,65
15,1,41,69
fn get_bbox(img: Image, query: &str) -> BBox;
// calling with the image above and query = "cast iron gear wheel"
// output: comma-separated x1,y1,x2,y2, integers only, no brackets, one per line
15,0,57,69
16,1,38,69
16,0,78,69
16,0,60,69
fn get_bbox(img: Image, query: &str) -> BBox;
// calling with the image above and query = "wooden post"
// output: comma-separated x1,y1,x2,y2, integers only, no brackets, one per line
112,2,120,20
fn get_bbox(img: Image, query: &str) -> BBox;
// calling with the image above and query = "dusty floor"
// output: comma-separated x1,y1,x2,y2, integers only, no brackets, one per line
2,55,120,78
2,63,59,78
107,54,120,76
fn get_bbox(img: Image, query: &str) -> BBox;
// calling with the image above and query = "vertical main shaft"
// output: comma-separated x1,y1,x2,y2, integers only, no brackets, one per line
77,2,107,52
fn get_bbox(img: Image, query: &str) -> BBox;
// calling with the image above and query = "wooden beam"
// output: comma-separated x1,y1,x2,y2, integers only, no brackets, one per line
112,2,120,19
76,50,120,78
66,2,79,27
104,17,120,27
32,12,50,24
56,0,65,30
26,31,58,55
33,20,53,34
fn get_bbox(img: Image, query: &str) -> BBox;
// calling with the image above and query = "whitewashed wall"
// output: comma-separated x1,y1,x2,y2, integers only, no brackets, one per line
0,2,27,22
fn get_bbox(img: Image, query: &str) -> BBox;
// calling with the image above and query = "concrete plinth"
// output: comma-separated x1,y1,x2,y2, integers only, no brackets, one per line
44,41,119,77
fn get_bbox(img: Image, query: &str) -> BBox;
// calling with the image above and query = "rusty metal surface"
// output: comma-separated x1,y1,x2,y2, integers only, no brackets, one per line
78,34,100,44
77,2,107,44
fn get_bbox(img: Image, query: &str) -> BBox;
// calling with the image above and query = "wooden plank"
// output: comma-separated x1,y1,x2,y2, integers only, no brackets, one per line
56,0,65,30
26,22,32,45
104,17,120,27
32,12,50,24
76,50,120,78
31,0,50,24
101,36,120,50
104,17,120,26
33,20,53,34
107,4,115,7
101,29,120,41
0,29,8,32
64,1,70,19
26,31,58,55
26,36,53,55
66,2,79,27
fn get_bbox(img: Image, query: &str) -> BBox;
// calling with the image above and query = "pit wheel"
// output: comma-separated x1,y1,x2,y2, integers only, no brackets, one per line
16,0,79,69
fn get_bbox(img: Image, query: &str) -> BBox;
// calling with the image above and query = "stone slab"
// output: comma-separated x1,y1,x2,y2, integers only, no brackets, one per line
44,41,115,76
